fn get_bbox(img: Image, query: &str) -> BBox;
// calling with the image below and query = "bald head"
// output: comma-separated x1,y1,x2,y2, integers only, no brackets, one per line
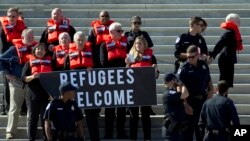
99,10,110,24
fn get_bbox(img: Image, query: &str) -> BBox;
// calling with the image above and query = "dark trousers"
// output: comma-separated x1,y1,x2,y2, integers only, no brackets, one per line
26,93,49,141
183,98,204,141
204,131,229,141
218,56,234,87
129,106,151,140
104,107,126,138
85,108,101,141
162,126,184,141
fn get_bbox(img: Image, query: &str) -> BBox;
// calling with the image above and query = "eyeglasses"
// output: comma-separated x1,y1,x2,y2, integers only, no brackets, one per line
133,21,142,25
116,29,124,33
101,15,109,17
187,55,196,59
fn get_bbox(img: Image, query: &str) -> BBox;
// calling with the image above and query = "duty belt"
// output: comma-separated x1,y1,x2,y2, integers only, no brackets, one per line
57,131,77,138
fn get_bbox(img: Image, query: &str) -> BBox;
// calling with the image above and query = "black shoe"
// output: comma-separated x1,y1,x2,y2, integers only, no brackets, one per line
20,111,27,116
117,134,129,139
104,135,113,139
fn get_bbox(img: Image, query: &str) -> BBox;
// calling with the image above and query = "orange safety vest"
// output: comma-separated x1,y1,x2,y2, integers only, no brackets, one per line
54,45,69,67
131,48,153,67
91,20,114,45
29,55,52,74
47,18,70,43
0,16,26,42
12,39,38,64
105,36,127,61
69,42,94,69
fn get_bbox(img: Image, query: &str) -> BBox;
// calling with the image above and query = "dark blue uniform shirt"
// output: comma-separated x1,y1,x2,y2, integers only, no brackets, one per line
162,88,186,122
199,94,240,130
178,60,211,97
175,32,208,62
44,99,84,131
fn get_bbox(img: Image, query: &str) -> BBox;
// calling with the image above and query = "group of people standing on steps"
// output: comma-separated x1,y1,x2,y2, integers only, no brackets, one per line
0,6,243,141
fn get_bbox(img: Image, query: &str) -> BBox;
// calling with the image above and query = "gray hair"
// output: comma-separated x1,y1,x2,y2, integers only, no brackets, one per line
21,28,33,37
226,13,240,24
73,31,85,42
58,32,71,41
109,22,122,32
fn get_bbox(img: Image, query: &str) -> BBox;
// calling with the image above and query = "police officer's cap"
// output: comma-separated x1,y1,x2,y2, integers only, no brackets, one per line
59,82,77,94
164,73,177,82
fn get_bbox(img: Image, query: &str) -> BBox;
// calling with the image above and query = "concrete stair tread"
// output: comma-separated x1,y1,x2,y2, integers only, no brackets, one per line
156,83,250,94
2,3,250,9
16,18,250,27
2,9,250,18
0,0,249,4
29,26,250,36
157,74,250,84
32,35,250,46
152,45,250,54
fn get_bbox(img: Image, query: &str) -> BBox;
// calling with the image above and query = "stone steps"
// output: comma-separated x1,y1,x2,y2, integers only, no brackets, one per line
29,26,250,36
0,116,249,140
32,35,250,45
158,64,250,74
0,114,249,128
13,18,250,27
157,84,250,94
152,45,250,54
0,0,248,4
157,74,250,84
2,3,250,10
156,54,250,64
1,9,250,19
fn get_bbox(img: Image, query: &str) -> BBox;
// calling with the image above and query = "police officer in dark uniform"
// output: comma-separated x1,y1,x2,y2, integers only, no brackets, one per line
44,82,84,141
177,45,214,141
174,16,208,73
199,80,240,141
124,16,154,52
162,73,188,141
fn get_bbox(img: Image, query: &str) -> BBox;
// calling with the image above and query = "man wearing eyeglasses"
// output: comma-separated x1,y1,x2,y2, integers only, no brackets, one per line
99,22,128,139
177,45,214,141
124,16,154,53
174,17,208,73
88,11,114,68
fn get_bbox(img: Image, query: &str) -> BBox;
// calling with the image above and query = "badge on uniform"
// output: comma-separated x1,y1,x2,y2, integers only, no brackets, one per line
169,90,177,95
71,105,75,111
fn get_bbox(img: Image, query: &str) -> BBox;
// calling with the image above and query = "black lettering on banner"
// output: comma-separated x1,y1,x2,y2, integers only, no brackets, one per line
39,67,156,109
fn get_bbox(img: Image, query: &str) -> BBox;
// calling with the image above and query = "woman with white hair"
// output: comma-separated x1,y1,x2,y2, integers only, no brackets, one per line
209,13,243,87
52,32,71,71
